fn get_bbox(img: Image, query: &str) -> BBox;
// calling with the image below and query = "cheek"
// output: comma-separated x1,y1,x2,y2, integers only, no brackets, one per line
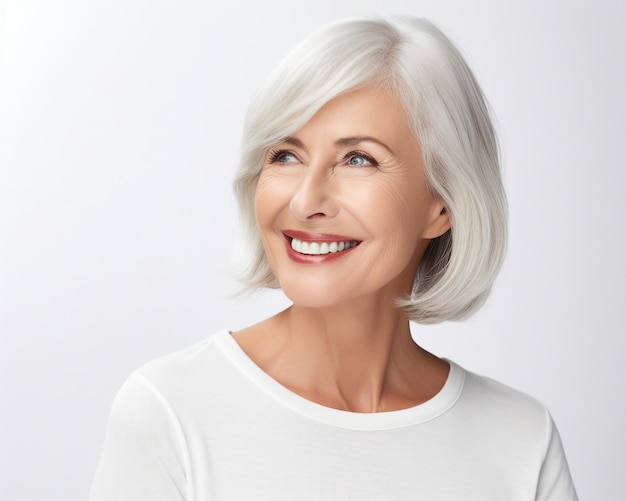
253,179,281,275
254,173,302,276
254,181,270,230
347,177,421,239
254,173,289,229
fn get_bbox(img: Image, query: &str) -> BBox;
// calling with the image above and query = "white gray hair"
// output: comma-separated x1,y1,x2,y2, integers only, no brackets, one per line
233,16,507,324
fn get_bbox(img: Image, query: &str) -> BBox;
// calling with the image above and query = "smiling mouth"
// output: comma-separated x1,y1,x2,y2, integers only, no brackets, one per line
288,236,361,256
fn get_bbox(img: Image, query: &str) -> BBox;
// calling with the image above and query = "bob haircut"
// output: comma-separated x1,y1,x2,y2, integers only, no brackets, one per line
233,17,507,324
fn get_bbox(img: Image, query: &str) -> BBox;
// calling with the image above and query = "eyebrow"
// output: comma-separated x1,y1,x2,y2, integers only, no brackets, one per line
283,135,395,154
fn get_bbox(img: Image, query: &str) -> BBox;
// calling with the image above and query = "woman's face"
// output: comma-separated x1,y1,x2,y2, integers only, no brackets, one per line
255,87,449,309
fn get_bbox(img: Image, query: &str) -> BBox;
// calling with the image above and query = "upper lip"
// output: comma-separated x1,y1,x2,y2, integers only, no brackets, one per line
283,229,361,242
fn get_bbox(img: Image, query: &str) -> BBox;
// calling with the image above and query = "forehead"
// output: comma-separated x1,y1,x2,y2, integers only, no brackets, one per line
291,87,416,149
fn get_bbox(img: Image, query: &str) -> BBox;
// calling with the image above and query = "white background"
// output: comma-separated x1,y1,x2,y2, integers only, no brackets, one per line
1,1,624,500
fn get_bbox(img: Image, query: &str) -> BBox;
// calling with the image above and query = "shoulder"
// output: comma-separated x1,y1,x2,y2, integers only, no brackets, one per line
449,362,557,459
448,364,578,499
449,363,579,496
107,330,237,424
456,364,550,424
100,331,237,442
88,334,237,501
133,330,232,389
458,368,579,500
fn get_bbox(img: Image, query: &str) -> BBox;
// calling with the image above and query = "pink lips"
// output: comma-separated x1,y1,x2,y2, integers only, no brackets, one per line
282,230,361,264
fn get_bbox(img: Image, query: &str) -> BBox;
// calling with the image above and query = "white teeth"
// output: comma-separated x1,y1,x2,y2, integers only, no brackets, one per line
290,238,359,256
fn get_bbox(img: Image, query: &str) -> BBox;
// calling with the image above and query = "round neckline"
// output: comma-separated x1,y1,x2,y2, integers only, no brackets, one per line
213,330,465,431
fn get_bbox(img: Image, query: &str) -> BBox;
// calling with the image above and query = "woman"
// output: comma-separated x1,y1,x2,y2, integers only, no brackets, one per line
90,17,577,500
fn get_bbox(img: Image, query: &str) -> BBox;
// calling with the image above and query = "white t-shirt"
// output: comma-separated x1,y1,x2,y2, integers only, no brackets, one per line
89,330,578,500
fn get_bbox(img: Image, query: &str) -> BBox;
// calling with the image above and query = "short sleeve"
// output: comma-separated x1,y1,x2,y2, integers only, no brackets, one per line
89,374,189,501
535,411,578,501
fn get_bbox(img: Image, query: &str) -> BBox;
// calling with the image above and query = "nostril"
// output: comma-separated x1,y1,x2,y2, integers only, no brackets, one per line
289,184,339,220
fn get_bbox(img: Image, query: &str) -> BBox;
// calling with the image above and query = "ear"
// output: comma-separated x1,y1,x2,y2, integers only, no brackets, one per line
421,201,451,239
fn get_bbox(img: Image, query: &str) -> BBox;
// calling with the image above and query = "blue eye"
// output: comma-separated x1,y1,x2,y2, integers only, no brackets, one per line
348,155,368,166
277,152,297,163
346,152,378,167
267,149,299,164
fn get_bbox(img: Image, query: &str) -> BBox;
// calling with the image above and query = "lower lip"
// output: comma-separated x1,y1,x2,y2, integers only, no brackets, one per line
284,238,359,264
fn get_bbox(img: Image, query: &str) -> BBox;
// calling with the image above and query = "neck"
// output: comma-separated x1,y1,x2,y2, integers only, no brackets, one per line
285,303,414,412
234,295,448,413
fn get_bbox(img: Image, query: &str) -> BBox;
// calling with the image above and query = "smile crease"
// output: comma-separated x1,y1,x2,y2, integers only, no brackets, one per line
290,237,360,255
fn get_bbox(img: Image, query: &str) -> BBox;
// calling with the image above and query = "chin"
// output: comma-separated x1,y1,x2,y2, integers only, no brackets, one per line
281,287,337,309
278,277,350,310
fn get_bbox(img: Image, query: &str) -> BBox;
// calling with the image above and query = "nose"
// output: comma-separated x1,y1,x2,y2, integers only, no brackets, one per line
289,167,339,221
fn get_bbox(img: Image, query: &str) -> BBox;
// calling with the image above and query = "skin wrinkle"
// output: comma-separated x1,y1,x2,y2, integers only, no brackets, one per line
234,87,451,413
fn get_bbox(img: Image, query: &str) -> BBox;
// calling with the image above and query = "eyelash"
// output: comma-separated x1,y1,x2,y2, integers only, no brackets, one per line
266,149,298,164
266,149,379,167
344,151,378,167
